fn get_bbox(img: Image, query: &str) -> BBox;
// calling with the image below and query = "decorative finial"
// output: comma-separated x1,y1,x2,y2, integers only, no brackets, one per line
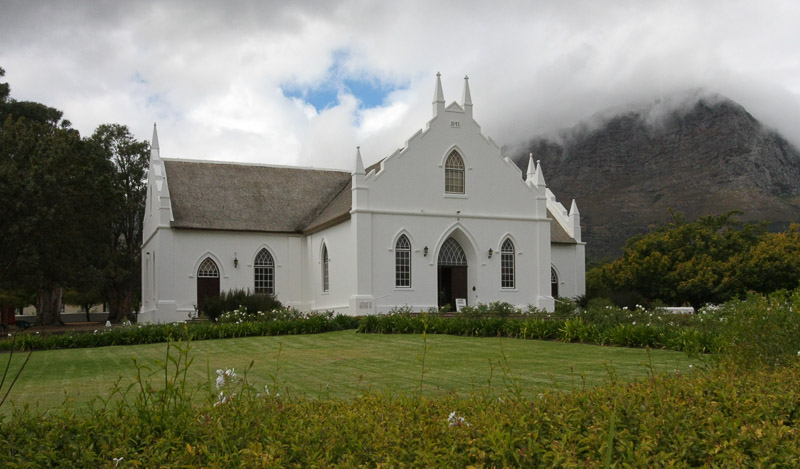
354,146,365,175
151,123,160,150
462,74,472,107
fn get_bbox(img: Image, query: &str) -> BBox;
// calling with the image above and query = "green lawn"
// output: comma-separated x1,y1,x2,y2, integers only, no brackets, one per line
3,330,695,413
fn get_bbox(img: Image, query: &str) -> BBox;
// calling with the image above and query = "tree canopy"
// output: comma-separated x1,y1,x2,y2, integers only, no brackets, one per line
588,212,799,308
0,67,148,324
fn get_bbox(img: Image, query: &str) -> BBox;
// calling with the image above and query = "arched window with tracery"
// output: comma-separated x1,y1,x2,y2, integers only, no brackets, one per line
395,235,411,288
444,150,465,194
551,267,559,298
501,238,515,289
197,258,219,278
438,237,467,266
322,243,329,292
254,248,275,295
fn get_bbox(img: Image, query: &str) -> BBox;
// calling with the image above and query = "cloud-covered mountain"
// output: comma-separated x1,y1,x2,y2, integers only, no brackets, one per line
511,94,800,262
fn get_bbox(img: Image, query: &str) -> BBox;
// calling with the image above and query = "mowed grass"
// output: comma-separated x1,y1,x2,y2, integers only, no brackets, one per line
3,330,694,413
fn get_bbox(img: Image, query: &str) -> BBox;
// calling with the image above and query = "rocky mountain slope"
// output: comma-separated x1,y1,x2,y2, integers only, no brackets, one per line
511,95,800,261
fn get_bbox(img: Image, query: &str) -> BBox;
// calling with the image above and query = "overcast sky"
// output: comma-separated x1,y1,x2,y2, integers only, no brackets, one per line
2,0,799,169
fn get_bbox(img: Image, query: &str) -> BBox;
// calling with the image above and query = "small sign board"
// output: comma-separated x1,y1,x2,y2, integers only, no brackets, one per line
455,298,467,312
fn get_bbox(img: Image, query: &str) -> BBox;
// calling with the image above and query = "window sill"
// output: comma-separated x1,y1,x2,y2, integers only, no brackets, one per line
500,288,518,292
443,193,468,199
394,287,414,291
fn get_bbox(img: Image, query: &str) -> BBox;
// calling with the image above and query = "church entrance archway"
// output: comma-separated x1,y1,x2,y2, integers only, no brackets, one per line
196,257,220,314
437,237,468,310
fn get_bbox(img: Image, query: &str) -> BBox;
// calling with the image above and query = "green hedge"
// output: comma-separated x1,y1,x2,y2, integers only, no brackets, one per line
0,313,359,352
357,314,717,353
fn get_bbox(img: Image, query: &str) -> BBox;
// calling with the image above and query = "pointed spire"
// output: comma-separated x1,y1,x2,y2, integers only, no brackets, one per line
151,123,160,150
432,72,445,117
569,199,580,216
462,75,472,106
354,146,365,175
433,72,445,104
536,160,546,187
526,153,535,181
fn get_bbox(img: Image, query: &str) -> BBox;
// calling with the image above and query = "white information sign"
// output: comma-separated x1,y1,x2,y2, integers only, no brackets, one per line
455,298,467,312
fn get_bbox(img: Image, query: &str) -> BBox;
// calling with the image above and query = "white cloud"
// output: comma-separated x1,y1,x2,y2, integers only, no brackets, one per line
1,0,798,168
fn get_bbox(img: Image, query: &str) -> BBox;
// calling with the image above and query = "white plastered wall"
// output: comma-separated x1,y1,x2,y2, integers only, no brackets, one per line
140,228,305,323
303,220,355,314
551,243,587,300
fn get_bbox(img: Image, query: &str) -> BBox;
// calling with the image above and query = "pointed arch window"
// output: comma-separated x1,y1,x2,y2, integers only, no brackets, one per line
197,258,220,278
551,267,559,298
254,248,275,295
501,239,515,289
438,237,467,266
322,244,330,293
395,235,411,288
444,151,465,194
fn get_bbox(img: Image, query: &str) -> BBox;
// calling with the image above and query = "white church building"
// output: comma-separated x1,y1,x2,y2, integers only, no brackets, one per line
139,74,585,323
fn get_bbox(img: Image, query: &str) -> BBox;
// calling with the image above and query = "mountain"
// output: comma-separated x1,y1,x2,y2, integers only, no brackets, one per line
511,95,800,262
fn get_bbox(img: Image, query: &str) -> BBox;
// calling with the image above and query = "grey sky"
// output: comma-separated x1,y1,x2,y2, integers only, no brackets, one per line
2,0,798,169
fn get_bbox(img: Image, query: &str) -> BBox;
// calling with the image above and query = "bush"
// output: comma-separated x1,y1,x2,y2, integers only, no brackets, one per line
553,297,579,317
201,288,282,320
2,338,800,467
0,311,360,352
715,289,800,369
458,301,520,318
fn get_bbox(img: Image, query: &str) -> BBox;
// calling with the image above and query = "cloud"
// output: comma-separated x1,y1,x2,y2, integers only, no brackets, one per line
1,0,798,168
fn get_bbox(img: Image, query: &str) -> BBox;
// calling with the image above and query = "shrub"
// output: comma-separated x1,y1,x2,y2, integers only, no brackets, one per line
201,288,282,320
0,312,359,352
460,301,519,318
553,297,579,317
715,289,800,369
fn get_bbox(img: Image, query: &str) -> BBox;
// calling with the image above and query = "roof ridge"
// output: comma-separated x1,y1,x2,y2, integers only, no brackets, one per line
163,157,350,174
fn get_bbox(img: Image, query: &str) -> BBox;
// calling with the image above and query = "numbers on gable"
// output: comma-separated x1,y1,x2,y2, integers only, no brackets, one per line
450,121,460,128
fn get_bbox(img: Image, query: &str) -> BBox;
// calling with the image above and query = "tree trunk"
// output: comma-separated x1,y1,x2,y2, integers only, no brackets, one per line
107,287,134,323
36,284,64,326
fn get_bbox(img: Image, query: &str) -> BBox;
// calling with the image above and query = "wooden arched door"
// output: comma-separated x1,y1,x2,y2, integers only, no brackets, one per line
197,257,220,313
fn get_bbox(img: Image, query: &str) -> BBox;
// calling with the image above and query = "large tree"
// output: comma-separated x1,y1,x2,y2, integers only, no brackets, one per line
587,212,767,308
0,67,114,324
89,124,149,322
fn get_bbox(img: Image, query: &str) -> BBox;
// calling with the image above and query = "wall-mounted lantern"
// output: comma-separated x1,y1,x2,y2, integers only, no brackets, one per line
424,246,429,257
234,252,239,268
488,248,493,258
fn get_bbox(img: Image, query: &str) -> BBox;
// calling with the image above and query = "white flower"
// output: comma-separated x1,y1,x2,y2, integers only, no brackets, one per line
448,411,470,427
264,385,270,396
112,457,124,467
214,391,236,406
215,368,237,389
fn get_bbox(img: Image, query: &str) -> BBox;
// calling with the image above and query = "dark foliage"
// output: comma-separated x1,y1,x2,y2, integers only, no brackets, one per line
201,288,284,320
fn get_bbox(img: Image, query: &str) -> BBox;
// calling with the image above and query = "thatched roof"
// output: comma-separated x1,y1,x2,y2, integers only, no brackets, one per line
548,209,578,244
163,159,577,243
164,160,351,233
